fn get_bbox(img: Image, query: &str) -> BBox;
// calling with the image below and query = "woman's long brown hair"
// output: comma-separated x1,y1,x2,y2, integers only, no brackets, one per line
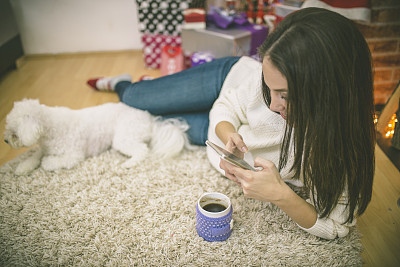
258,8,375,223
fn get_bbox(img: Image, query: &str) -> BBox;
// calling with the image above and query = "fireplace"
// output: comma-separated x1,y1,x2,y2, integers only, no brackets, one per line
376,81,400,170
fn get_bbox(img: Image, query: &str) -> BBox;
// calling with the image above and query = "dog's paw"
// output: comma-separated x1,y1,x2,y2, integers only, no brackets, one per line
41,156,71,171
121,158,141,168
41,156,57,171
15,166,33,175
121,153,148,168
15,160,39,175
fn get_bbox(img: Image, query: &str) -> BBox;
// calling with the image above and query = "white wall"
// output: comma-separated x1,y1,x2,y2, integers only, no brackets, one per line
10,0,143,55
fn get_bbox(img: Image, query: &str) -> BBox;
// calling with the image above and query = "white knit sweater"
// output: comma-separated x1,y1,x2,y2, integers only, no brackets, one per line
206,56,355,239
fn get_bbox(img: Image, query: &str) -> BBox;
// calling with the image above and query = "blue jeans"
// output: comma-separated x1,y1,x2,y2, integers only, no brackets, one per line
115,57,240,145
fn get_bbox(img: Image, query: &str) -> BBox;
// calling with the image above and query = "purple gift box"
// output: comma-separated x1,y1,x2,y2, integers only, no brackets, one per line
207,6,249,29
191,52,215,67
238,23,268,56
182,7,268,59
206,6,268,56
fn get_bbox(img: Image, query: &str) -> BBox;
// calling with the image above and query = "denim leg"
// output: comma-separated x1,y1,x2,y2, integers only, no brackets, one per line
115,57,240,115
114,56,240,145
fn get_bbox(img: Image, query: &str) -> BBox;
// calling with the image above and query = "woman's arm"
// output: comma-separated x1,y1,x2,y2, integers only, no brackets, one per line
274,180,318,229
224,156,355,239
226,157,318,229
215,123,318,233
215,121,248,155
215,121,236,144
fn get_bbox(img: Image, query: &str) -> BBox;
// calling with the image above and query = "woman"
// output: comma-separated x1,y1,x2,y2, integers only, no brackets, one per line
87,8,375,239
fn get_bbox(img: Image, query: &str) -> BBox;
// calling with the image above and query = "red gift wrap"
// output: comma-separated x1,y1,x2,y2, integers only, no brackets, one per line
161,46,184,76
141,34,182,69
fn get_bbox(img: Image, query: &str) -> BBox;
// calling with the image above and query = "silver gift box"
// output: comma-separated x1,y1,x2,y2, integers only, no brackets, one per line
181,26,252,58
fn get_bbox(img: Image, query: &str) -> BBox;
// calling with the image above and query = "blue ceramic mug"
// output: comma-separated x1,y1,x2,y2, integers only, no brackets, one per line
196,192,233,242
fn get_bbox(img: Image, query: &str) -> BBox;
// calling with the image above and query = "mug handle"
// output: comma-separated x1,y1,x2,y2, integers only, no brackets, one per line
210,219,233,236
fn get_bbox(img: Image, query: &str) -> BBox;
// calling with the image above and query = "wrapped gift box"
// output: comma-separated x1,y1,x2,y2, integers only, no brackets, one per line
142,34,182,69
137,0,195,68
160,45,184,75
181,24,268,58
136,0,191,36
183,8,206,29
191,51,215,67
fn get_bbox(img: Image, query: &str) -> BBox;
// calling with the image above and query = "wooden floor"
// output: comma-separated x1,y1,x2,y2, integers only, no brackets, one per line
1,51,399,266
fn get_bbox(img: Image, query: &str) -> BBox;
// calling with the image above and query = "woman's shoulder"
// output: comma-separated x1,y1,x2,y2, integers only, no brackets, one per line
235,56,262,70
223,56,262,89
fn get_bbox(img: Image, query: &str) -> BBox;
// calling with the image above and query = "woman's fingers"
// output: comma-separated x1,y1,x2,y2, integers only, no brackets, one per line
230,133,248,153
253,158,280,178
254,157,275,170
225,133,247,159
220,158,242,185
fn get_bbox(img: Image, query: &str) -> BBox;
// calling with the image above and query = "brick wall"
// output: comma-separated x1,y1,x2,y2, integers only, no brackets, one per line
355,0,400,105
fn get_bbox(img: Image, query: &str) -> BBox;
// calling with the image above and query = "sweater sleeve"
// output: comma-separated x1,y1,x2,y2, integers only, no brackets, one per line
297,193,356,240
209,57,262,134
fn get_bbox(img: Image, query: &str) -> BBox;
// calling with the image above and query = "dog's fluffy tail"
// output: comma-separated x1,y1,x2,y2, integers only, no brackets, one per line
150,117,194,159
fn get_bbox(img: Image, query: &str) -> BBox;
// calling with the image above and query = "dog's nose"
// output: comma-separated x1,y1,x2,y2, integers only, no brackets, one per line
4,139,8,144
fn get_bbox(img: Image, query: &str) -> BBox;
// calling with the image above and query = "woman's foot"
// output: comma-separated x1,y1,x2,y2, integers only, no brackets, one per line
87,73,132,91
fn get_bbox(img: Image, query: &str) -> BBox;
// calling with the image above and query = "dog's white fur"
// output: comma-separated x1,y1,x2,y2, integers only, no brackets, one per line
4,99,191,175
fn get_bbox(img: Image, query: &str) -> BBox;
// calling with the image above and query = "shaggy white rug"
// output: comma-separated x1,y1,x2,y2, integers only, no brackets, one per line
0,147,363,266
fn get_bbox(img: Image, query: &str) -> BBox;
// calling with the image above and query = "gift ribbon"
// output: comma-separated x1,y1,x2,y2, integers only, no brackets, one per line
207,7,268,56
162,46,182,58
207,6,248,29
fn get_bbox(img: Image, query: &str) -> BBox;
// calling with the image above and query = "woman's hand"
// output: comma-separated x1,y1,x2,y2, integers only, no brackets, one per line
216,124,318,228
215,121,248,157
222,157,288,203
218,131,249,185
225,132,248,157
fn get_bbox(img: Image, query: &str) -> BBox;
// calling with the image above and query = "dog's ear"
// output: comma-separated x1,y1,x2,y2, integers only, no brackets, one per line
17,115,43,147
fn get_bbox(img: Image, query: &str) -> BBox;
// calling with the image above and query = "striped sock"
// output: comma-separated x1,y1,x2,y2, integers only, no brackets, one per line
87,74,132,91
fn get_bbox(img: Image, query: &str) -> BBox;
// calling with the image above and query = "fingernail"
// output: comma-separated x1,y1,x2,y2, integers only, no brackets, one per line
241,146,247,152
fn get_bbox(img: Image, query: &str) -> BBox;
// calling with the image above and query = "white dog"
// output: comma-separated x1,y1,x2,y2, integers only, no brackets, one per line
4,99,191,175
